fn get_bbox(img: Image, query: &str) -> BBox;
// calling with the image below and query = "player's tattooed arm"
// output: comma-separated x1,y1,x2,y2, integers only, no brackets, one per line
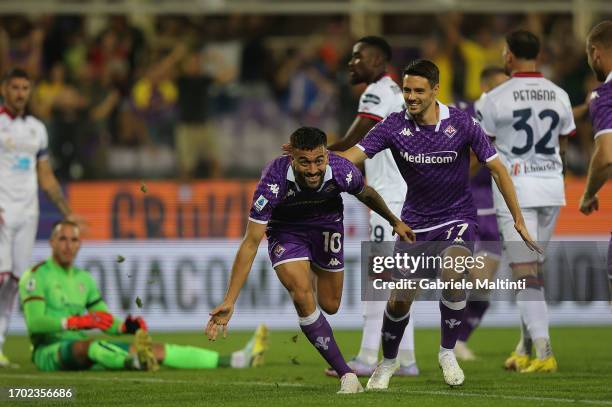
355,186,415,242
580,133,612,215
486,157,542,253
36,159,71,217
206,221,267,340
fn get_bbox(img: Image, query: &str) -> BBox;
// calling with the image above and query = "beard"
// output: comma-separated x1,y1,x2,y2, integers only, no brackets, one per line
593,65,607,82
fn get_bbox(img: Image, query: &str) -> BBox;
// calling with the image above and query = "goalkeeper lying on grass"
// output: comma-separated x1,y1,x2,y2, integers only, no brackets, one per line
18,220,268,372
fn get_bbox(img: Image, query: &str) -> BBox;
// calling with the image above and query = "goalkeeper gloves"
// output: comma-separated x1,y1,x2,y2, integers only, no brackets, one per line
64,311,114,331
121,315,148,334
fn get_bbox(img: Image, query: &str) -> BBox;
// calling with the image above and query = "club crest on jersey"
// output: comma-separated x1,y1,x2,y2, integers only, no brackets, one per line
273,244,286,258
345,171,353,185
399,127,413,137
444,125,457,138
286,188,296,198
254,195,268,212
79,283,86,293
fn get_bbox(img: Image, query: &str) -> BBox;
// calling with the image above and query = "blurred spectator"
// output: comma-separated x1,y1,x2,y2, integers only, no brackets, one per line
1,16,43,79
32,62,88,179
176,49,233,180
130,43,184,147
0,13,598,179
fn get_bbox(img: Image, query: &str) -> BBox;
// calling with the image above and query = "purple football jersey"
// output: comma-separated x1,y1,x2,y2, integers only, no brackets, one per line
248,153,365,226
357,102,497,230
589,76,612,140
454,100,495,210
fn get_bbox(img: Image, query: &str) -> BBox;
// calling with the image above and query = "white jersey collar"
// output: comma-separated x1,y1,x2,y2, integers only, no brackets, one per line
404,101,449,132
286,162,333,192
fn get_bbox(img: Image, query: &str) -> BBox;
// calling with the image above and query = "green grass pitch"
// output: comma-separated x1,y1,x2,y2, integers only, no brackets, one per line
1,326,611,406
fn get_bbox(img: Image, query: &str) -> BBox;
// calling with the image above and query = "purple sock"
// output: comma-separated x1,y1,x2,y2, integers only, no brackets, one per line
440,299,466,350
299,310,352,378
381,307,410,359
457,301,490,342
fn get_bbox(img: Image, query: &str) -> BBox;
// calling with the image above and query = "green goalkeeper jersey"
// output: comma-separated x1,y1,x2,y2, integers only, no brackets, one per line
19,257,121,348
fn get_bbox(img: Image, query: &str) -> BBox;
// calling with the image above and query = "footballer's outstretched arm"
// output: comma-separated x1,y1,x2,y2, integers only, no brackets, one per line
336,146,368,167
486,157,542,253
580,134,612,215
355,185,415,242
328,116,378,152
206,220,266,340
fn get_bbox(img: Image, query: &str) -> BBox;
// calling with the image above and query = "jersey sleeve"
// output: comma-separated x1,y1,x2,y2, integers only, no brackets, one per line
19,270,64,334
19,269,46,305
248,160,284,224
559,93,577,137
475,93,497,137
357,84,391,121
333,155,365,195
356,119,391,158
83,272,104,309
590,91,612,140
468,116,498,163
36,121,49,160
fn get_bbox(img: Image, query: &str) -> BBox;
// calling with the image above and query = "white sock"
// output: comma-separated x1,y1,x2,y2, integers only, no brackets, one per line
0,276,19,353
381,357,397,367
230,350,247,368
515,316,533,355
357,301,385,365
298,308,321,326
533,337,553,359
439,346,454,355
516,288,550,357
398,317,416,366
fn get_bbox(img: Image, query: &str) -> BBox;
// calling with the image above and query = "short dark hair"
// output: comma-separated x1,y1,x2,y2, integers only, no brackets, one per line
480,66,506,82
357,36,392,61
2,67,30,83
51,219,79,236
290,127,327,150
403,59,439,88
588,20,612,49
506,30,540,60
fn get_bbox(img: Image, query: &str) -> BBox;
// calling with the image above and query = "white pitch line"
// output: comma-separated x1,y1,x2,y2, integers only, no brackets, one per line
2,373,611,404
391,389,612,405
0,373,307,388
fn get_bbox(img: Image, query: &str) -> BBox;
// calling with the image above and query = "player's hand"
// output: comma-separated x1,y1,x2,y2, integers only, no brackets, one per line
392,220,416,243
65,213,89,234
205,301,234,341
66,311,114,331
514,222,543,254
579,193,599,215
121,315,148,334
281,143,292,156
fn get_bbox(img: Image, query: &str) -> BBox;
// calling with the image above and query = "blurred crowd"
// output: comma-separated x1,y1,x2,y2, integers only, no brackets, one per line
0,13,602,180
